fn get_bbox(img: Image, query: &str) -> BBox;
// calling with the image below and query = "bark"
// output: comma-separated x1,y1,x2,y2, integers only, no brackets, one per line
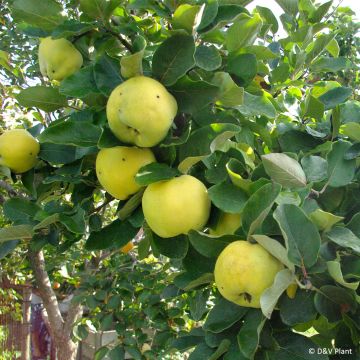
28,250,83,360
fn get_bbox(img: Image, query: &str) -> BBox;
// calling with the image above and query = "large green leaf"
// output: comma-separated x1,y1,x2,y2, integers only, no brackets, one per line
170,76,219,114
135,163,180,186
151,233,189,259
326,141,356,187
86,220,138,250
226,13,263,53
314,285,357,322
318,87,353,110
188,231,237,258
262,153,307,188
0,225,33,243
3,198,40,223
260,269,294,319
16,86,67,112
152,35,196,86
242,182,281,239
11,0,64,30
203,297,248,333
326,227,360,254
237,309,266,358
237,92,276,118
273,204,321,268
208,182,248,213
38,112,102,147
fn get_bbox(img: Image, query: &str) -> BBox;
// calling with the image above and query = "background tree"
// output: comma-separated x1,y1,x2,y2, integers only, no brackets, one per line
0,0,360,359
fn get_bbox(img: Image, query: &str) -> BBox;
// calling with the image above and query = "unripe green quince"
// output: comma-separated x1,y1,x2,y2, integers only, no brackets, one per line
106,76,178,147
38,37,83,81
142,175,211,238
214,241,283,308
0,129,40,173
96,146,155,200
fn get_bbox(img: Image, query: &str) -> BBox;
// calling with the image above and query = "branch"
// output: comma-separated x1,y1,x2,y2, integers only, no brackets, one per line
0,180,19,197
28,249,65,337
105,27,133,53
64,295,83,336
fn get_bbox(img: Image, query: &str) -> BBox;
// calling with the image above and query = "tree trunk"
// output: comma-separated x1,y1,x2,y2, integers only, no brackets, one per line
55,336,78,360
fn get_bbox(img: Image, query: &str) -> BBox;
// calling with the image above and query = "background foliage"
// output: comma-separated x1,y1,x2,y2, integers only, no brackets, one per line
0,0,360,358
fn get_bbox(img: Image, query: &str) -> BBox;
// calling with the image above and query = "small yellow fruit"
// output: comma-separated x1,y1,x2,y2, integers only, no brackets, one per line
0,129,40,173
38,37,83,81
121,241,134,254
106,76,178,147
96,146,155,200
286,283,298,299
210,212,242,236
142,175,211,238
214,241,283,308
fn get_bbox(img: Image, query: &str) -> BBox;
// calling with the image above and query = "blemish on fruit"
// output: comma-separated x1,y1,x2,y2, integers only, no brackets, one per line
156,95,160,98
122,158,125,161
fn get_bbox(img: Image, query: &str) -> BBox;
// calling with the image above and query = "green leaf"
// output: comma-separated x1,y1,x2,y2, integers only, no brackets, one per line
171,333,204,351
195,45,222,71
226,13,263,53
0,225,33,243
211,72,244,107
173,4,202,34
209,339,231,360
94,346,109,360
275,0,299,15
59,208,86,234
0,241,20,260
326,38,340,57
262,153,307,188
16,86,67,112
151,233,189,259
260,269,294,319
311,57,354,73
308,209,343,232
94,54,123,96
347,213,360,237
188,231,237,258
237,309,266,358
86,220,138,250
197,0,218,30
305,33,335,65
237,91,276,118
252,235,295,271
189,291,208,321
203,297,248,333
300,155,328,183
279,290,317,326
309,0,332,23
3,198,40,223
318,87,353,110
278,130,322,153
60,65,99,98
79,0,121,20
38,112,102,147
303,94,325,120
11,0,64,30
227,53,257,85
51,20,95,38
326,227,360,254
340,122,360,142
120,36,146,78
169,76,219,114
152,35,196,86
208,182,248,213
39,143,97,164
273,204,321,268
242,182,281,239
314,285,357,322
256,6,278,33
189,343,214,360
326,140,356,187
135,163,180,186
179,123,240,160
327,260,359,290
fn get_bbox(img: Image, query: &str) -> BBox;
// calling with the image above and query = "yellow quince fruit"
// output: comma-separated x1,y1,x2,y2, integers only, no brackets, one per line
106,76,178,147
96,146,155,200
142,175,211,238
38,37,83,81
0,129,40,173
214,241,283,308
